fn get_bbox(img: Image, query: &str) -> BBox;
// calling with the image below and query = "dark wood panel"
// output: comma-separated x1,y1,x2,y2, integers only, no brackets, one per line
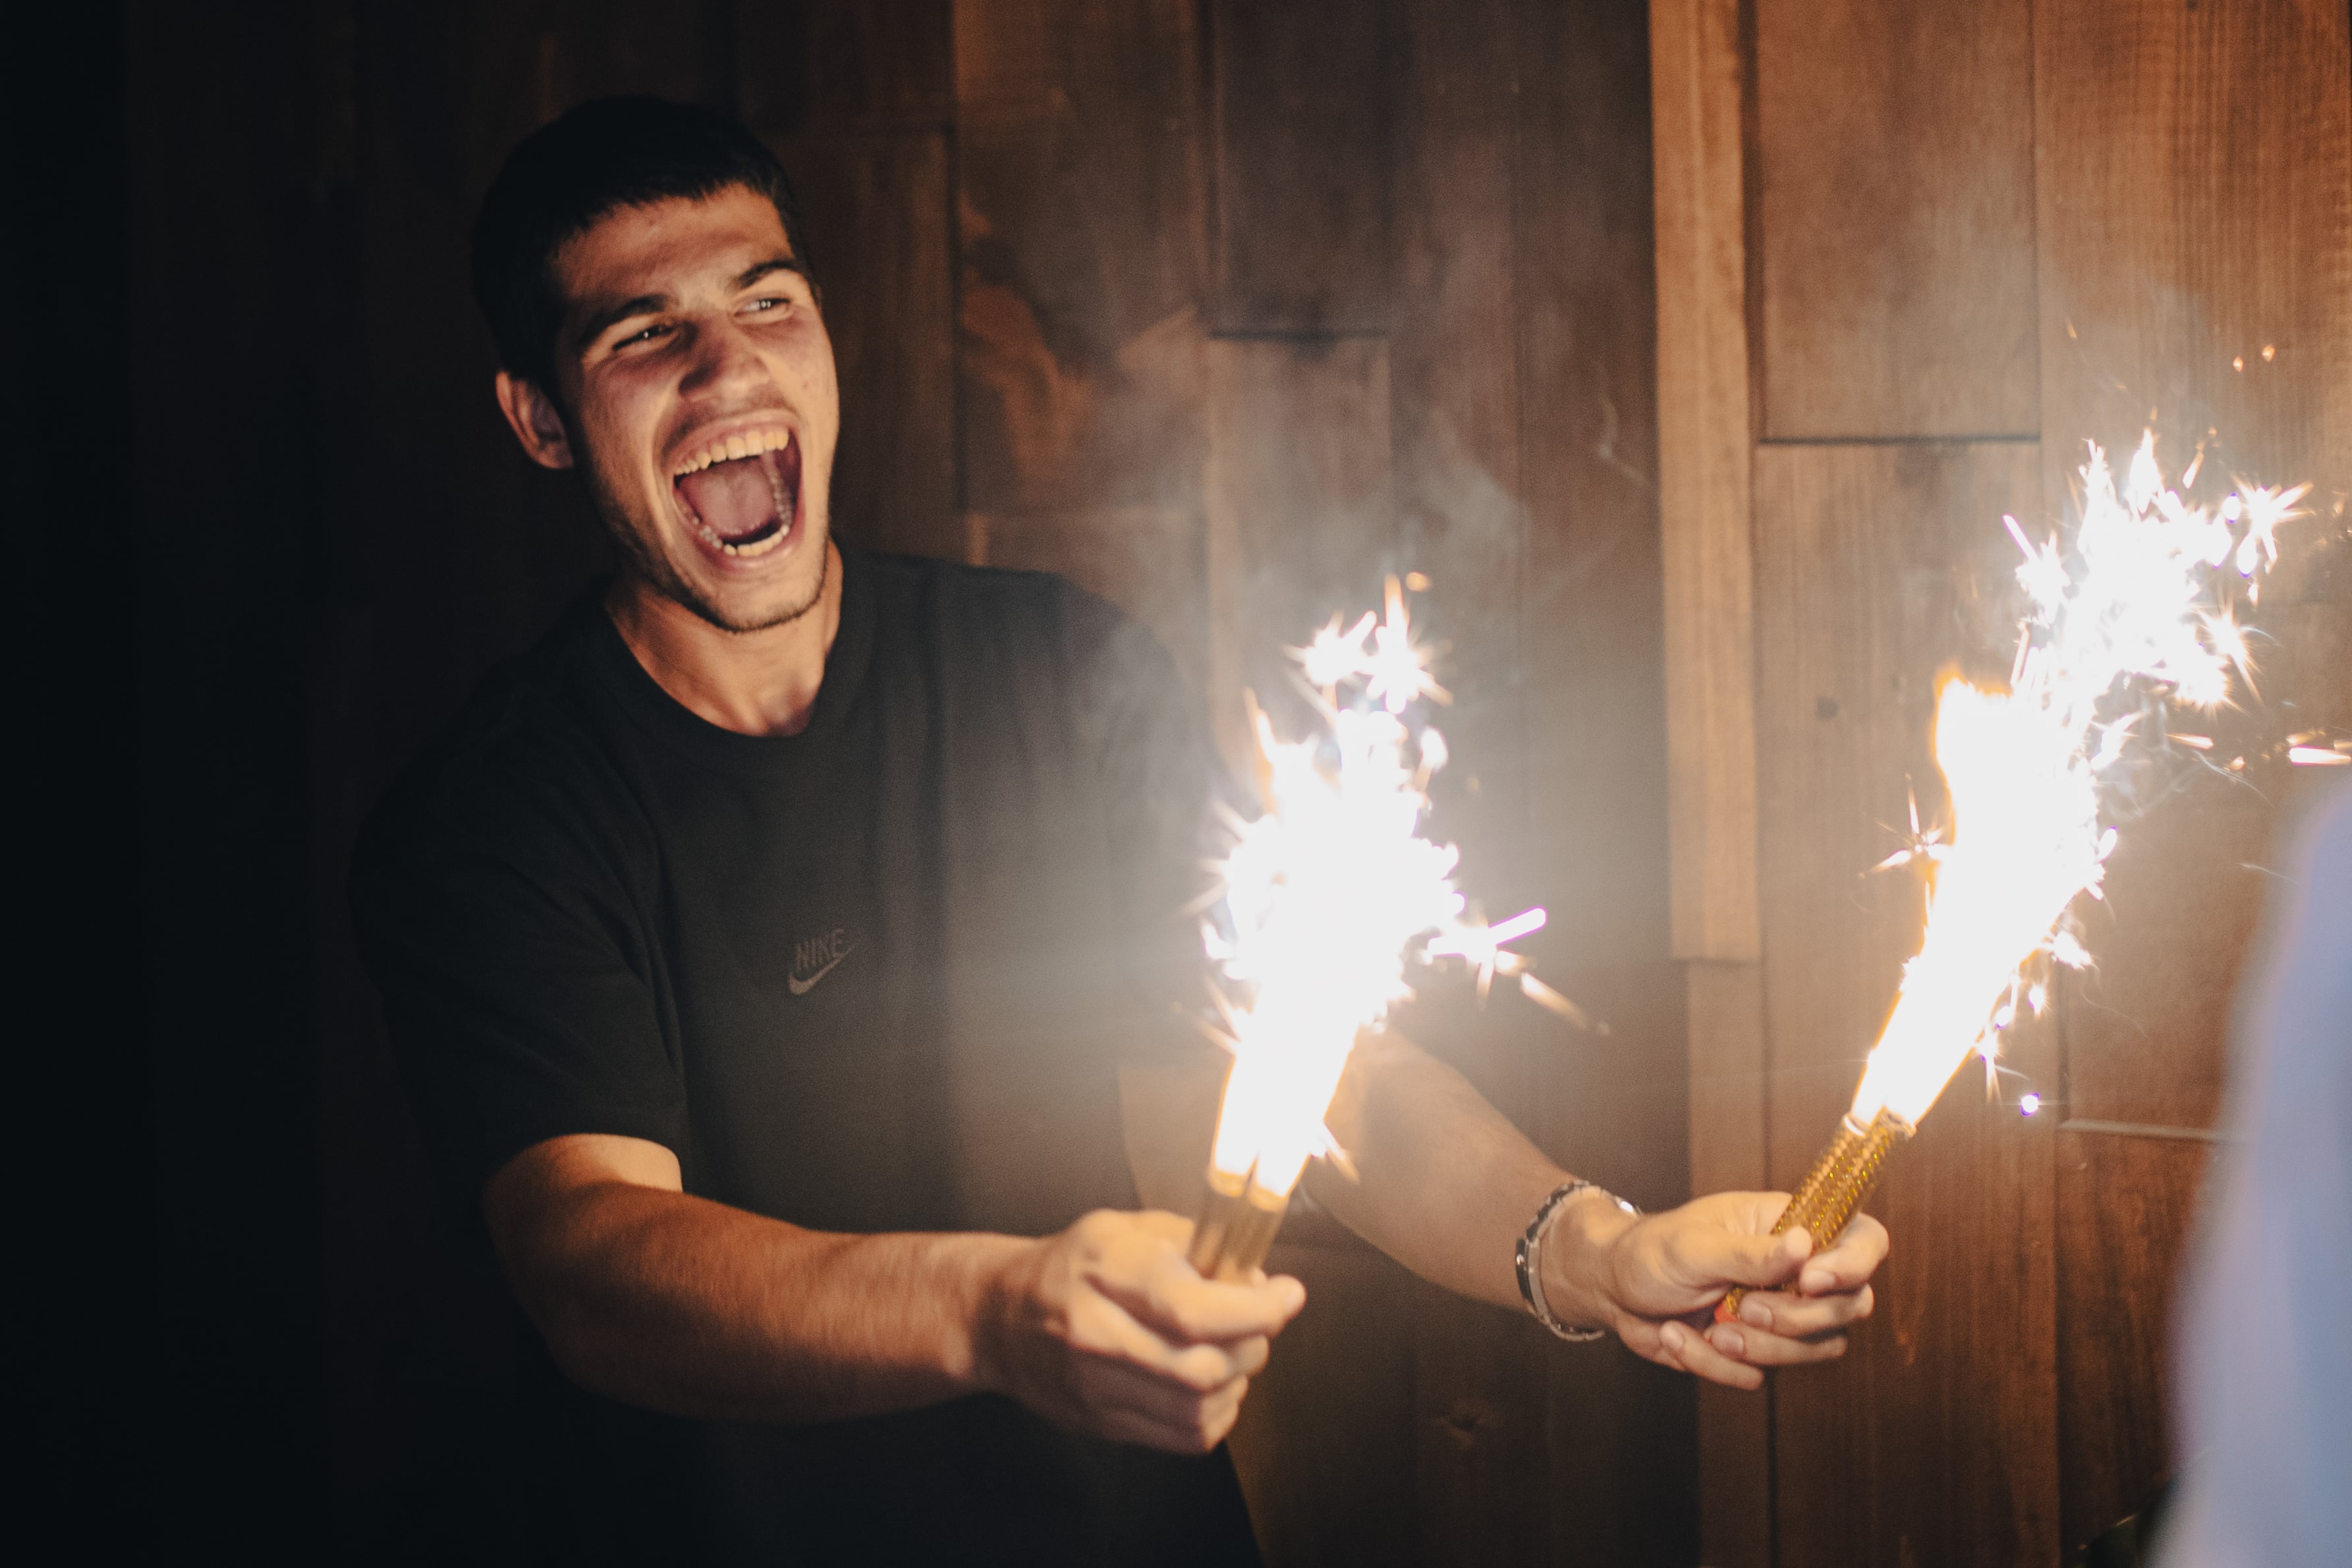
2035,0,2352,504
1209,0,1392,335
1512,7,1697,1561
2054,1130,2210,1553
771,131,958,562
1229,1243,1423,1568
1204,336,1394,774
1388,0,1521,861
1752,441,2059,1567
1414,1292,1547,1568
1648,0,1761,963
2033,0,2352,1137
736,0,955,134
955,0,1210,514
1753,0,2039,440
1686,962,1769,1566
969,506,1209,694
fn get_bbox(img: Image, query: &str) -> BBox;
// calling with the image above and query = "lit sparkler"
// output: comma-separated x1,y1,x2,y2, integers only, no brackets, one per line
1187,578,1579,1280
1720,434,2314,1321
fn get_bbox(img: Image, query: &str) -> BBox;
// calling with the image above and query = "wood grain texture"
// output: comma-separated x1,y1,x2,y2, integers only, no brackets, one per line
1512,0,1674,979
954,0,1210,514
1228,1242,1423,1568
1752,0,2039,440
2054,1130,2210,1553
1686,956,1771,1568
2033,0,2352,1134
1204,336,1394,776
1389,0,1523,863
769,131,958,562
1509,7,1697,1561
736,0,955,135
2034,11,2350,1552
1414,1291,1547,1568
1649,0,1761,964
1751,441,2059,1567
2034,0,2352,509
1209,0,1392,336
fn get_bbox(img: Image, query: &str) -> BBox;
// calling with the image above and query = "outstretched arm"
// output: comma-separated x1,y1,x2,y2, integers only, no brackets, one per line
1300,1032,1886,1390
485,1132,1305,1451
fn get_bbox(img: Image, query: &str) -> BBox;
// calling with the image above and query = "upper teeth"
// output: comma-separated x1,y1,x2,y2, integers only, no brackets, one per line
674,428,793,477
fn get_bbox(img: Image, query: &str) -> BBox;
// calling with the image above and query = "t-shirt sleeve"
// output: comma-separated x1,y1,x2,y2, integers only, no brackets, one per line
350,754,688,1215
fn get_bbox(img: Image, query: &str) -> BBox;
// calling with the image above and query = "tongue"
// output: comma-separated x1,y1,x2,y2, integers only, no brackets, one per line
678,453,781,542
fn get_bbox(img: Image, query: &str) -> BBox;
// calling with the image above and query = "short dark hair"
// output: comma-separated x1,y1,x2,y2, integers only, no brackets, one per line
471,96,811,391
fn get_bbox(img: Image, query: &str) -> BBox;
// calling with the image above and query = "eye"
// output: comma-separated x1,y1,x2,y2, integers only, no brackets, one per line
617,322,671,348
742,295,793,318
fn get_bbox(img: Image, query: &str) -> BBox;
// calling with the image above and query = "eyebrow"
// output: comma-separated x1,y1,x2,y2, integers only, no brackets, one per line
572,256,808,352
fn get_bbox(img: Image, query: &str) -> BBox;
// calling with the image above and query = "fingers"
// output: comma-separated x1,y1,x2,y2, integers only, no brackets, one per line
1661,1214,1813,1293
1797,1211,1889,1295
1703,1315,1850,1368
1728,1281,1875,1341
1061,1287,1266,1393
1082,1211,1307,1345
1635,1320,1764,1391
1088,1370,1250,1455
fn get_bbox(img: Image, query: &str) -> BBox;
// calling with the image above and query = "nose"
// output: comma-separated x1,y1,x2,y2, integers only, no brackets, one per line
678,314,774,403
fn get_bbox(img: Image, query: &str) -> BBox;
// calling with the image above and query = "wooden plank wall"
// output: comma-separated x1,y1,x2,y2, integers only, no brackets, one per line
1655,0,2352,1564
303,1,1686,1561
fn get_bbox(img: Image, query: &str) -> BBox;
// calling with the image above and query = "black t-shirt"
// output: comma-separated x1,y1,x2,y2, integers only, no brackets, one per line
351,550,1259,1566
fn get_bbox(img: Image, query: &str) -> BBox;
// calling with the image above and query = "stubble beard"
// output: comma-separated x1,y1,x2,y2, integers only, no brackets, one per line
603,492,833,636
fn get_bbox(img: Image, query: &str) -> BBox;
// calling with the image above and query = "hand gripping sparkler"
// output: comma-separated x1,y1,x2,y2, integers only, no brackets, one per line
1185,578,1592,1281
1720,436,2312,1324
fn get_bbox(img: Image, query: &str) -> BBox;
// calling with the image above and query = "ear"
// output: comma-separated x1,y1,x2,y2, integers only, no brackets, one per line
494,370,576,470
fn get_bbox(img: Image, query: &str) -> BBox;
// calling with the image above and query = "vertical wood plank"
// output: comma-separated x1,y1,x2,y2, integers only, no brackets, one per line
771,131,959,562
1228,1244,1423,1568
1686,961,1770,1567
1413,1292,1547,1568
1390,0,1522,864
2054,1132,2211,1551
954,0,1210,515
2034,0,2352,507
1512,3,1699,1562
736,1,955,136
1208,0,1393,336
1751,0,2039,440
1204,337,1395,775
1649,0,1761,965
1751,441,2059,1568
2034,5,2351,1548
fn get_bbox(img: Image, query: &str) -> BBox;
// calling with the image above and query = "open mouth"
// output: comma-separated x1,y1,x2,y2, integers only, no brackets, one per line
672,428,801,558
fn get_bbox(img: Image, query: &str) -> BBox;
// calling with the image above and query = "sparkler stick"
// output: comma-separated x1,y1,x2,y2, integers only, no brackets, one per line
1720,435,2312,1324
1186,578,1585,1281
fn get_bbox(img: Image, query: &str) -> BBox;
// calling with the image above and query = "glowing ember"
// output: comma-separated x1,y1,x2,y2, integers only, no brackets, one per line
1200,578,1564,1200
1847,434,2310,1130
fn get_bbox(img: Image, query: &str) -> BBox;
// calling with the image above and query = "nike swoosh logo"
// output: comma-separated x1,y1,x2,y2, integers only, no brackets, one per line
787,948,852,996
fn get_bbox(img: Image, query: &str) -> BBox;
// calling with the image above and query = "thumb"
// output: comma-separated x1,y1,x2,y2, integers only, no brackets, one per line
1679,1220,1813,1291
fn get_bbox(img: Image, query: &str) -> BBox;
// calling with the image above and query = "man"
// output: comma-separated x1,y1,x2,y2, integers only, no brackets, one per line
354,98,1885,1565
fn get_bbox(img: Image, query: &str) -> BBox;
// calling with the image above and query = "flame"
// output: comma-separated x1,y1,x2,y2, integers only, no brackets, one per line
1203,578,1553,1198
1848,434,2308,1129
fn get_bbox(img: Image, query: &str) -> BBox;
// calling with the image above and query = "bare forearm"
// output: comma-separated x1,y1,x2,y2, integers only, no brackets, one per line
1304,1034,1573,1312
514,1180,1024,1422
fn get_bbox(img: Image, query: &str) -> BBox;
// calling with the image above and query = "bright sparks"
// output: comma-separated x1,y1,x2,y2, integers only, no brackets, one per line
1202,578,1560,1199
1848,434,2310,1129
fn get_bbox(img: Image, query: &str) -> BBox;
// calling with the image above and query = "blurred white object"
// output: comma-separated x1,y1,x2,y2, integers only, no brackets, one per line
2158,786,2352,1568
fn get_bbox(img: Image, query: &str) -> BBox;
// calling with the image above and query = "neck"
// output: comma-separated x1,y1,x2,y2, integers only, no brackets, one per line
606,540,845,736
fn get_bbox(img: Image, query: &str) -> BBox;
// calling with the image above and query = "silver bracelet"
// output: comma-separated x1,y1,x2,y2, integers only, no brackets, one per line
1514,1178,1636,1343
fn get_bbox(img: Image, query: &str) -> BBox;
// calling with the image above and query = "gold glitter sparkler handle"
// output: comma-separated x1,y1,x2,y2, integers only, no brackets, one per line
1187,1166,1292,1281
1717,1111,1911,1324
